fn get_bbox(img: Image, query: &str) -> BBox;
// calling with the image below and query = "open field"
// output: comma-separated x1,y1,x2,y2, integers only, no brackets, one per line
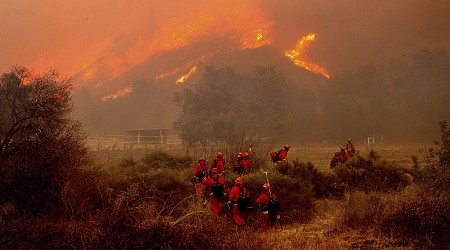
286,143,430,171
91,142,431,173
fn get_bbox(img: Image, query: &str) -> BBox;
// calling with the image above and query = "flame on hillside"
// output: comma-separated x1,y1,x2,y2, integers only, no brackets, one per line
101,86,133,102
176,66,198,84
285,33,330,78
155,54,213,80
23,2,274,88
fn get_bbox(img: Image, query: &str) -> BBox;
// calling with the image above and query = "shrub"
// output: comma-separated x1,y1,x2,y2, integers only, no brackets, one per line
0,67,90,216
337,191,385,229
380,187,450,249
334,151,413,192
275,159,345,199
141,150,192,169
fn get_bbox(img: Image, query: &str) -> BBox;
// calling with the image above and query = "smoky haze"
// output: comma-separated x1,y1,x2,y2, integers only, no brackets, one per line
1,0,449,139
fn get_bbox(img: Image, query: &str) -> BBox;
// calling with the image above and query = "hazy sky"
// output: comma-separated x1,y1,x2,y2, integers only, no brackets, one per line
1,0,449,89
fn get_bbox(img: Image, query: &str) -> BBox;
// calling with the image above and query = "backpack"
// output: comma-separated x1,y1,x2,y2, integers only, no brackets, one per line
237,187,251,211
266,193,281,219
210,177,224,197
270,151,281,163
196,167,208,181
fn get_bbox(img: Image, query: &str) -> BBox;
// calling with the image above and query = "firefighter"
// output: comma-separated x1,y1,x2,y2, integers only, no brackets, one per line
228,176,249,225
330,150,340,168
242,152,253,174
278,144,290,161
210,151,225,175
202,168,226,219
255,183,279,233
339,145,349,163
233,152,244,174
193,157,208,203
346,138,356,157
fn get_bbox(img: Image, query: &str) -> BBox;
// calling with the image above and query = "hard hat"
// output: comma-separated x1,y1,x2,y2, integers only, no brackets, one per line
263,183,271,190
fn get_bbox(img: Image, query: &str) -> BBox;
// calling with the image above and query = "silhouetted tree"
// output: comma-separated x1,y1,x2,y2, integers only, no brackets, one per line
0,66,89,215
174,65,293,145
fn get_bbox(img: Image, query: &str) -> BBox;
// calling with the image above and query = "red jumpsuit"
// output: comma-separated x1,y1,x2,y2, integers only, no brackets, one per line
242,157,252,174
256,191,277,233
278,149,288,161
228,185,248,225
210,156,225,174
202,174,226,219
193,160,208,199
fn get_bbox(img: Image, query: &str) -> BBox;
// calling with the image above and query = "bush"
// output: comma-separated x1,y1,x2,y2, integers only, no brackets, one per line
275,159,345,198
380,187,450,249
141,150,192,169
334,151,413,192
0,67,89,216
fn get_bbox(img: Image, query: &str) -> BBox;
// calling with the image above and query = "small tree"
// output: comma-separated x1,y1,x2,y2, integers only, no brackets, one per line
0,66,89,216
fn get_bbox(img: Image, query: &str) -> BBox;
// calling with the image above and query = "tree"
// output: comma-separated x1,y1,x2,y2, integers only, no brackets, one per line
0,66,89,215
173,65,294,145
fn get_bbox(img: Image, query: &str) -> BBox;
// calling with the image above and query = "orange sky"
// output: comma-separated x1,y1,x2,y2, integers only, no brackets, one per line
1,0,449,88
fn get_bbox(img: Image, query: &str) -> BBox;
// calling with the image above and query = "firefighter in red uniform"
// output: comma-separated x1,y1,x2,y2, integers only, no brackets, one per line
278,144,290,161
202,168,226,219
339,145,349,163
346,138,356,157
256,183,278,233
210,151,225,175
242,152,253,174
193,157,208,202
233,152,244,174
228,176,249,225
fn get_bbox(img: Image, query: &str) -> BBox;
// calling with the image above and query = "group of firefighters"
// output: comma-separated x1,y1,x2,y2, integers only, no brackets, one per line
330,138,357,168
192,147,287,233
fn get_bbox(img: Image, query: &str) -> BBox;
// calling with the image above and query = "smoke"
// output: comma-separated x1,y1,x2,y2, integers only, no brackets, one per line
1,0,449,133
2,0,449,83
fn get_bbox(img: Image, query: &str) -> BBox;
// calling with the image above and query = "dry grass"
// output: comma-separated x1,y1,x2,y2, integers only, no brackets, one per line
1,143,443,249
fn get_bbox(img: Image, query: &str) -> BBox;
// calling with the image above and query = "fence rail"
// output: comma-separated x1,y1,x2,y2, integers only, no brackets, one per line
86,134,182,151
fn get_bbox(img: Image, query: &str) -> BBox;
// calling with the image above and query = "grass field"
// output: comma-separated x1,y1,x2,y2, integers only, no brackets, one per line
286,143,430,171
52,144,442,250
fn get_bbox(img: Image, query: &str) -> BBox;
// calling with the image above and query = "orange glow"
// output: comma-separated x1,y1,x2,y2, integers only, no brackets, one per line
20,1,274,88
155,54,212,80
285,33,330,79
101,86,133,102
176,66,198,84
241,27,272,49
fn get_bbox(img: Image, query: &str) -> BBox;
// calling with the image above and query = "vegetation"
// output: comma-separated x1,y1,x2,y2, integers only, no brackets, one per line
0,66,89,216
174,48,449,144
1,51,449,248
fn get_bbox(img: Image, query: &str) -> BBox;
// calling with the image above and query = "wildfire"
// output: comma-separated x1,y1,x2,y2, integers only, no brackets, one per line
80,64,97,81
285,33,330,79
176,66,198,84
241,27,272,49
155,54,212,80
101,86,133,102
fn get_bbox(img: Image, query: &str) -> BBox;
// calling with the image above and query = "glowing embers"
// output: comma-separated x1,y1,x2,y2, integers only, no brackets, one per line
101,86,133,102
241,28,272,49
285,33,329,79
176,66,198,84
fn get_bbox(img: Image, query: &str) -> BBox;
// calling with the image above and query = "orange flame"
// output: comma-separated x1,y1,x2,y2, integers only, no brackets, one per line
101,86,133,102
176,66,198,84
155,54,212,80
285,33,330,78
